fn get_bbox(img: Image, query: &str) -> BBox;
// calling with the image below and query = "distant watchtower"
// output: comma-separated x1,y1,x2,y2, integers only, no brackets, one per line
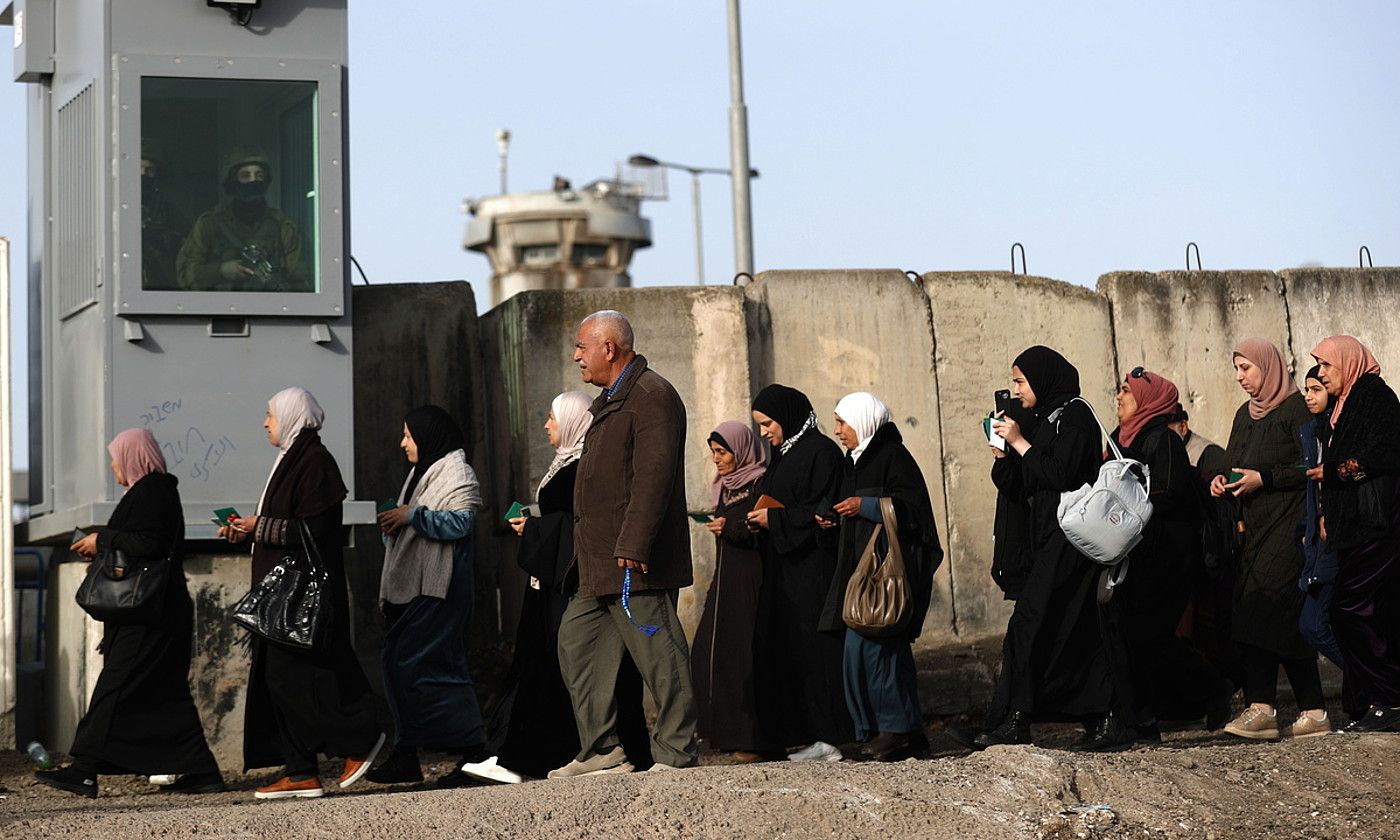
463,177,653,308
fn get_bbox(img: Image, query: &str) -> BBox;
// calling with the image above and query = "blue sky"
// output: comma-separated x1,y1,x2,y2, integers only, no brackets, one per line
3,2,1400,466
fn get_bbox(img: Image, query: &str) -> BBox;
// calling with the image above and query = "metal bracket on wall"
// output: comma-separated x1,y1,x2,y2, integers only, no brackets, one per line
310,323,332,344
1360,246,1373,268
121,319,145,342
1186,242,1202,271
1010,243,1026,275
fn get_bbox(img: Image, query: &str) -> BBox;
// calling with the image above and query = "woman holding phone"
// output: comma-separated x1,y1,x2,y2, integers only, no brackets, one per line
1211,339,1325,740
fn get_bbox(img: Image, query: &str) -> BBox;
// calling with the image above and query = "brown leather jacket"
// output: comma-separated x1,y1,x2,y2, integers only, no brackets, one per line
572,355,693,597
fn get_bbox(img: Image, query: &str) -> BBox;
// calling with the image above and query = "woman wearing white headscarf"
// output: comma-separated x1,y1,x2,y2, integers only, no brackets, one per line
818,393,941,761
473,392,652,781
222,387,384,800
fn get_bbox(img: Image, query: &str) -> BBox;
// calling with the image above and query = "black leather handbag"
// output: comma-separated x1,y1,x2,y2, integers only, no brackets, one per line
75,547,170,625
231,519,328,649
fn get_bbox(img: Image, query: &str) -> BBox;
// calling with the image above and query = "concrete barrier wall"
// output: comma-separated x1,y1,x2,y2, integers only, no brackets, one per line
923,272,1119,639
744,270,955,640
1282,268,1400,374
1100,271,1294,445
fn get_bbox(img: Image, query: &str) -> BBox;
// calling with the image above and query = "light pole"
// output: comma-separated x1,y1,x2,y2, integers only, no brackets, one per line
727,0,755,277
628,154,759,285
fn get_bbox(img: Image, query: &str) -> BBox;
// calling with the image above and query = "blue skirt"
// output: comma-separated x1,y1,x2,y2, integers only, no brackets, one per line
381,541,485,752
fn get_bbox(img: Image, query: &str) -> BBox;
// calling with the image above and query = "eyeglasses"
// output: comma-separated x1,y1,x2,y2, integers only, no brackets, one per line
1129,366,1152,383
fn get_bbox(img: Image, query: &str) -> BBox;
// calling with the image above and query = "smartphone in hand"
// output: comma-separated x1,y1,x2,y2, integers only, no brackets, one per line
71,528,89,547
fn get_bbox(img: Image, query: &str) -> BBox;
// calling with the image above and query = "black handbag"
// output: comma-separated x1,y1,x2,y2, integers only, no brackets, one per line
231,519,328,649
75,546,170,625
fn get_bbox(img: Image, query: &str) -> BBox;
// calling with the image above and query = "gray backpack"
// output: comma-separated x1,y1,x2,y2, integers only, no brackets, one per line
1049,398,1154,596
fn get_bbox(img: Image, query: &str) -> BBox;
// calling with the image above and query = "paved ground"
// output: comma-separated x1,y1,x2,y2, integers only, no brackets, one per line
3,723,1397,839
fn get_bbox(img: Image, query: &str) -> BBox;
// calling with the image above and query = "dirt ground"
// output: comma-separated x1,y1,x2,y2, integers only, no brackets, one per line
2,722,1397,840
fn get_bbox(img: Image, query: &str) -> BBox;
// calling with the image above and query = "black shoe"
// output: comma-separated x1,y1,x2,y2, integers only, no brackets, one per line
1205,680,1234,731
34,766,98,798
1072,712,1135,753
837,741,872,761
366,747,424,785
431,767,486,789
163,772,227,794
1134,722,1162,745
864,731,912,762
973,710,1032,749
1353,706,1400,733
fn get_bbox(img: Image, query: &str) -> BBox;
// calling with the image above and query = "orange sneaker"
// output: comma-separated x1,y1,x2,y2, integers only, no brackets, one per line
254,776,324,800
338,732,387,789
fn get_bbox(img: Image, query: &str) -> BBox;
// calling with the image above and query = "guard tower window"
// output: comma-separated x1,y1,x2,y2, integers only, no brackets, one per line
573,243,610,267
140,77,319,293
521,244,559,266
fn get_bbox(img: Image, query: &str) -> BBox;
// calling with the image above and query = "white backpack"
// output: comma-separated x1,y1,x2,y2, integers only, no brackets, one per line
1050,398,1153,588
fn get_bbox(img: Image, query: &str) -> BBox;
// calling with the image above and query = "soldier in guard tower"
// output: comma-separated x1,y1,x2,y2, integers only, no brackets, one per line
176,144,309,292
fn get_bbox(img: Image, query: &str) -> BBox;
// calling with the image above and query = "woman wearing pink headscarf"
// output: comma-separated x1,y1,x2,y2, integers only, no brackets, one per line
1110,368,1230,740
1309,335,1400,732
35,429,224,798
1211,339,1327,740
691,420,770,761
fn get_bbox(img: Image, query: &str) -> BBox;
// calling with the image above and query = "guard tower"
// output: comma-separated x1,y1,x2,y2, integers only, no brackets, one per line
464,177,653,307
10,0,371,540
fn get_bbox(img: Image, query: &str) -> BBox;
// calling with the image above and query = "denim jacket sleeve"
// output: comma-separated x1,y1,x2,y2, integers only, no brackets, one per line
410,507,476,542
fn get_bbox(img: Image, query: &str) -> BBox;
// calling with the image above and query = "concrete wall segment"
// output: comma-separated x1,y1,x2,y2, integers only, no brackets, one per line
922,271,1118,639
745,269,955,641
1098,270,1293,446
1281,268,1400,375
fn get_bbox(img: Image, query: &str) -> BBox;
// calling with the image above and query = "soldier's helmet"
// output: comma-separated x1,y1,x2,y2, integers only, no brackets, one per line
221,144,272,192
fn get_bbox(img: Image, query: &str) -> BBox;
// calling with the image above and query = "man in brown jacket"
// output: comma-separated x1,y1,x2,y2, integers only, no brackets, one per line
549,310,699,777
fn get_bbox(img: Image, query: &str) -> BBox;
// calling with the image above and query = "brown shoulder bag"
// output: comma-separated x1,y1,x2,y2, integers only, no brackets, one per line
842,497,912,638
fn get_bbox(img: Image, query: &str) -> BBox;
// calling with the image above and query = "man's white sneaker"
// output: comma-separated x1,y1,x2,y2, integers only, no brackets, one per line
460,755,525,785
787,741,842,762
149,774,177,786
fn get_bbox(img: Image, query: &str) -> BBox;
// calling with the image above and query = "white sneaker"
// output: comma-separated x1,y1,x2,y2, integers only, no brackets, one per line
460,755,525,785
149,774,177,786
644,762,686,772
787,741,842,762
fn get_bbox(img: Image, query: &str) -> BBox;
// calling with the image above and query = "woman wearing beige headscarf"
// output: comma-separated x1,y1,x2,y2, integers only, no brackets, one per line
1211,339,1327,740
222,387,384,799
35,430,224,797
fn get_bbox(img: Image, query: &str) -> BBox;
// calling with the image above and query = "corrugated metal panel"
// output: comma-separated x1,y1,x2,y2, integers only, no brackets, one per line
54,82,99,319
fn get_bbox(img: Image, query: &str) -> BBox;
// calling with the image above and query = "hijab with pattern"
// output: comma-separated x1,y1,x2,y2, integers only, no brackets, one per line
108,428,167,490
1117,369,1180,449
256,386,326,514
708,420,768,506
751,383,819,457
539,390,594,500
834,392,892,464
402,405,466,504
1311,335,1382,426
1012,345,1081,417
1233,338,1296,420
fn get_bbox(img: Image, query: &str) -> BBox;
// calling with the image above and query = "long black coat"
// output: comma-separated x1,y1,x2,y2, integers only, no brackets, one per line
1113,418,1221,723
1222,393,1313,658
993,398,1130,722
752,430,852,746
692,477,766,752
1319,373,1400,552
69,472,220,776
242,430,379,771
818,423,942,643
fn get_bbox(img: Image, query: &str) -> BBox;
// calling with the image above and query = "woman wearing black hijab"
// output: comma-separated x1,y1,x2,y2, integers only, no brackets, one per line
746,384,853,761
369,405,488,787
975,346,1135,752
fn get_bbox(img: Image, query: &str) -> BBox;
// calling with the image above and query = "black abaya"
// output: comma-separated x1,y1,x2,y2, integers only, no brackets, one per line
752,429,853,747
487,463,653,776
70,473,220,776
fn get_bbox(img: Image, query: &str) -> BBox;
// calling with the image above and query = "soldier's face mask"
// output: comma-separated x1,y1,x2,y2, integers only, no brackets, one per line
231,179,270,202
